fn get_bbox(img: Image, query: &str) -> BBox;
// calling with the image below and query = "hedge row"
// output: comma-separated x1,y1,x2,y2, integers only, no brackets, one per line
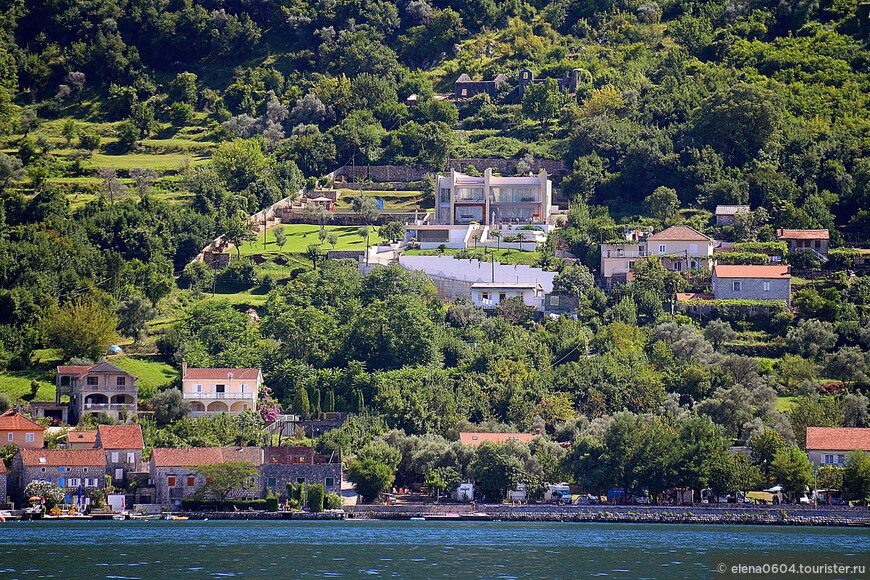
714,252,770,265
733,241,788,255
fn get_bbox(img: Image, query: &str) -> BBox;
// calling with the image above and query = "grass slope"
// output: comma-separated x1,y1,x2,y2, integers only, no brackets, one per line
236,224,385,255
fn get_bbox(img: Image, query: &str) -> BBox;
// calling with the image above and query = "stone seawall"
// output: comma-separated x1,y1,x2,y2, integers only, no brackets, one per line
174,511,345,520
346,504,870,527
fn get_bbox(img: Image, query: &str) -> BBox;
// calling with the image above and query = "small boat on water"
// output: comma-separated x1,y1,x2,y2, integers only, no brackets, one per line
112,514,127,521
129,514,161,521
409,517,426,521
164,515,189,520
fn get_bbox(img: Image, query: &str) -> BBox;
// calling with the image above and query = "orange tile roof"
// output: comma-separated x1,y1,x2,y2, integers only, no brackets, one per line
0,410,44,431
97,425,144,449
20,448,106,467
806,427,870,451
67,430,97,445
183,368,261,381
676,293,715,301
459,432,535,446
647,225,714,242
713,265,790,279
151,446,263,467
776,229,829,240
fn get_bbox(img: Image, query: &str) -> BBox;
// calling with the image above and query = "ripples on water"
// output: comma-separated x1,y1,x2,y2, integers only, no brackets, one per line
0,521,866,579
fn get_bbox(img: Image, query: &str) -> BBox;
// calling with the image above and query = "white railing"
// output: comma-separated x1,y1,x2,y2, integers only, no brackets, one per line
184,393,255,401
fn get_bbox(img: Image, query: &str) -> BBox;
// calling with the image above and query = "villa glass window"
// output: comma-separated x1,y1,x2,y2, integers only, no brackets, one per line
26,432,34,442
117,377,125,386
659,244,666,253
8,432,14,441
481,292,489,300
87,376,98,386
732,281,742,292
824,454,834,464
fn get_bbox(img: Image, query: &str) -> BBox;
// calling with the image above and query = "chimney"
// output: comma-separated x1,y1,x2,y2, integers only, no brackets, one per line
181,361,187,378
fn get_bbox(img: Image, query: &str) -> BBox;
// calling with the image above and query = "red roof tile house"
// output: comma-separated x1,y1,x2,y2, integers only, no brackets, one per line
65,429,97,449
54,361,138,424
777,229,829,256
150,447,264,505
806,427,870,467
11,448,107,507
96,425,145,485
711,265,792,304
181,362,262,416
0,410,45,449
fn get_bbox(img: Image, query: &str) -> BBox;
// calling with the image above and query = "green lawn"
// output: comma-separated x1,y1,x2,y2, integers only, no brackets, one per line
404,247,543,266
236,224,384,255
87,152,210,170
333,188,429,211
775,396,797,412
0,349,63,404
110,354,177,399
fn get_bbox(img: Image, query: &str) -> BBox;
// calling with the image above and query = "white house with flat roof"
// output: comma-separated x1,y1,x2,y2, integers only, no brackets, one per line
470,282,544,310
435,169,553,225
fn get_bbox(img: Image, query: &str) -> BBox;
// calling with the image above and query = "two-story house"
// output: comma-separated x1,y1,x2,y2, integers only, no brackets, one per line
150,446,264,505
435,169,553,225
11,448,107,506
806,427,870,468
711,265,791,303
95,424,145,485
645,225,716,272
65,430,97,449
260,446,342,497
0,410,45,450
776,229,829,257
55,360,138,424
600,225,715,283
181,363,262,416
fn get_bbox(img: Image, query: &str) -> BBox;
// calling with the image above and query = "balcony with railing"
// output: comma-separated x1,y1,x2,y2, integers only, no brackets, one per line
602,249,648,258
183,391,255,401
490,187,540,204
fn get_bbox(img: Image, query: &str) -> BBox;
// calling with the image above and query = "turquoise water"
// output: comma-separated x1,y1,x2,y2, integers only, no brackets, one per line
0,521,866,579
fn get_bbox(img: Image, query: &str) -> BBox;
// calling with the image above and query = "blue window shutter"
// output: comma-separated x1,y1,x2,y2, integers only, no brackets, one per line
58,478,65,486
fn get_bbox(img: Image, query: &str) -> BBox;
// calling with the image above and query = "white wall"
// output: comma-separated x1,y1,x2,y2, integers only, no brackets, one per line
398,255,556,293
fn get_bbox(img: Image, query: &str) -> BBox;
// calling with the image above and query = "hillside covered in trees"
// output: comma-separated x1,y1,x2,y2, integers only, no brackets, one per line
0,0,869,500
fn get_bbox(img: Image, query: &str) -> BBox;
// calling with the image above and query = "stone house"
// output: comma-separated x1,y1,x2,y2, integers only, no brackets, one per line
95,425,145,486
0,409,45,450
54,361,139,424
260,446,342,497
711,264,791,303
11,448,107,506
181,363,262,416
517,68,582,98
454,73,507,98
715,205,750,225
776,229,829,256
806,427,870,468
0,460,6,504
149,447,264,506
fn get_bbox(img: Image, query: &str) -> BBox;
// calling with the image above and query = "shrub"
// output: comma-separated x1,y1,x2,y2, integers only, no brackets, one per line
324,492,344,510
308,483,325,512
265,490,279,511
78,131,101,150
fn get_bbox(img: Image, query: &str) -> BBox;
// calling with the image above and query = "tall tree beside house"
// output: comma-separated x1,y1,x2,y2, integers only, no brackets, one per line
347,457,394,503
770,446,813,500
644,186,680,222
843,450,870,503
293,387,311,414
44,297,118,360
193,461,259,502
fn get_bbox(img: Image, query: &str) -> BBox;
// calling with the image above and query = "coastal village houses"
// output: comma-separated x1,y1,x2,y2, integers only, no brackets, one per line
95,424,146,486
435,169,553,226
711,265,792,303
11,448,108,507
600,225,715,284
776,229,830,258
181,363,262,416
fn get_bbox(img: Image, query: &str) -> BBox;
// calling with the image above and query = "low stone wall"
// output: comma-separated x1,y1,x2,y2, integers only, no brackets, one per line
347,504,870,527
173,511,345,520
